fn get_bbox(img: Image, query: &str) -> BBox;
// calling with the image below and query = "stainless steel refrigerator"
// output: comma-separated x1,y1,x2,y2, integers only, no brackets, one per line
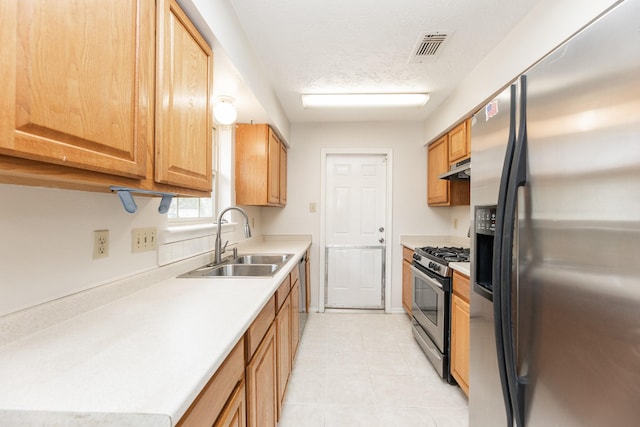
469,0,640,425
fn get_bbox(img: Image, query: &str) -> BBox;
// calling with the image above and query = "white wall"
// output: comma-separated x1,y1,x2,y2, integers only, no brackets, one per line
0,185,167,316
0,183,262,317
262,121,454,312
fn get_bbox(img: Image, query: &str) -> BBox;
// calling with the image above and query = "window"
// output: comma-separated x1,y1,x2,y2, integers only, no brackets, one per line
167,190,215,220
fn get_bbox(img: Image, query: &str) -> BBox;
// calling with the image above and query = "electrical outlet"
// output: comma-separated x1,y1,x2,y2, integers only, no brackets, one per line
453,218,459,229
132,227,158,253
93,230,109,259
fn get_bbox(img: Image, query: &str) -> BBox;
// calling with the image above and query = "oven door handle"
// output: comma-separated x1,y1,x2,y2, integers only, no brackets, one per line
411,265,443,290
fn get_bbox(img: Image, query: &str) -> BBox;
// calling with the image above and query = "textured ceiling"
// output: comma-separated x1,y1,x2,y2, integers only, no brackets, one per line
228,0,539,123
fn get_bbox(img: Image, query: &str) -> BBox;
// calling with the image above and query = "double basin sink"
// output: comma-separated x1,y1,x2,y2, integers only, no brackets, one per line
179,253,293,278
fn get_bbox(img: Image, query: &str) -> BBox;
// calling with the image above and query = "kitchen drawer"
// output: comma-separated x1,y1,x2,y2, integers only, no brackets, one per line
290,264,299,286
275,276,291,313
245,295,276,361
402,246,414,263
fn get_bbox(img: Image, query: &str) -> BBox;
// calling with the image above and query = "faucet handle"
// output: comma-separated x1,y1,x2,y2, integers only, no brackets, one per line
222,240,229,253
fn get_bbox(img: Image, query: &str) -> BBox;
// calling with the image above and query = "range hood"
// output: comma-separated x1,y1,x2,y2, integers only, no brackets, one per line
439,158,470,181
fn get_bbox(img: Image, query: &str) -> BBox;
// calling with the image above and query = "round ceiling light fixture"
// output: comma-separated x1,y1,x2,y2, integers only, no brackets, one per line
214,96,238,125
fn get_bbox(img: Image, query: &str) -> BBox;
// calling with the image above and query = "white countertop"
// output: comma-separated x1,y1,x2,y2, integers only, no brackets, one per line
449,262,471,277
0,238,311,427
399,234,470,250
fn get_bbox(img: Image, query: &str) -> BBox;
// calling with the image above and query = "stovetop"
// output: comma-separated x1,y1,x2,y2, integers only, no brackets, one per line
413,246,470,277
416,246,470,263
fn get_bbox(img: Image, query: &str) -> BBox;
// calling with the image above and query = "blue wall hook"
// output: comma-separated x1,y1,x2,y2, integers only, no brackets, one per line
110,187,175,214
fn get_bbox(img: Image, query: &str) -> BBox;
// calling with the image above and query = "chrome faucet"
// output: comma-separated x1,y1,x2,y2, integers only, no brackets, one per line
214,206,252,264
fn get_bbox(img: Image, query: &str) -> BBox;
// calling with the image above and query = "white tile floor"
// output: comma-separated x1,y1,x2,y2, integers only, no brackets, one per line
278,312,469,427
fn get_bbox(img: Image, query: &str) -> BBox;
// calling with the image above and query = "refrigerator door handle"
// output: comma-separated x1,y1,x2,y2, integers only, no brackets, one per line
492,84,518,427
501,75,529,427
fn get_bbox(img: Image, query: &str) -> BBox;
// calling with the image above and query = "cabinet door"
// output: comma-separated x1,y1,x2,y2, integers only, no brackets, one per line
267,129,280,204
448,120,470,164
402,260,413,316
276,296,292,420
279,144,287,206
427,135,450,205
290,279,300,359
214,380,246,427
0,0,153,178
451,293,470,396
155,0,213,191
246,323,277,427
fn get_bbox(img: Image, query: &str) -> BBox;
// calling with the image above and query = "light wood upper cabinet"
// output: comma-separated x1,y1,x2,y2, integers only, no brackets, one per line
267,129,280,204
427,121,470,207
155,0,213,191
236,124,287,207
427,135,450,205
451,271,470,397
0,0,153,179
448,120,471,164
0,0,212,198
279,143,288,205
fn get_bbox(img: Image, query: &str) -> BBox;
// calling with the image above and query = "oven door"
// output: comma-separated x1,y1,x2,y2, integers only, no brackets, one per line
411,265,446,352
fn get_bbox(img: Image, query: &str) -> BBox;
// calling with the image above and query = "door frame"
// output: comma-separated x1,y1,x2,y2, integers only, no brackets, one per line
319,148,393,313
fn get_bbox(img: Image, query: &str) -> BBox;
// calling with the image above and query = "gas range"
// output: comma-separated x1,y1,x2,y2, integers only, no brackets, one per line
412,246,470,277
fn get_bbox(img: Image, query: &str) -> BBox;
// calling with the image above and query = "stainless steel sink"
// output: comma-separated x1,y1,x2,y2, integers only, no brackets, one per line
232,253,292,265
178,253,293,278
180,263,280,278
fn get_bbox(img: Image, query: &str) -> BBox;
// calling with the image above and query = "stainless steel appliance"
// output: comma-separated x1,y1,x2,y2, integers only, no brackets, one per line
470,1,640,425
412,246,469,382
298,255,307,339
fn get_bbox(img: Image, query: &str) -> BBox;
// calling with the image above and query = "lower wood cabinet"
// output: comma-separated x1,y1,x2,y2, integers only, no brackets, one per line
177,338,245,427
290,279,300,359
451,270,470,396
180,264,304,427
401,246,414,316
214,380,246,427
276,294,292,419
246,323,277,427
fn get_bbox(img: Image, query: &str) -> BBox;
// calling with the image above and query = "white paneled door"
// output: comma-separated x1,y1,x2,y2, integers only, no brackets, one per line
325,154,387,309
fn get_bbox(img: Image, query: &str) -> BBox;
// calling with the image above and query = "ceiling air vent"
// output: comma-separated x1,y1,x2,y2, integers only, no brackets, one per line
409,31,451,63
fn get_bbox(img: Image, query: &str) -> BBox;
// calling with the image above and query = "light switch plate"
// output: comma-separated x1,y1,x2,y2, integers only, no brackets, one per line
132,227,158,253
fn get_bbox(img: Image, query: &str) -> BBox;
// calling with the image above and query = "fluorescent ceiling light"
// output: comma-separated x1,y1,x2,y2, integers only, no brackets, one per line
301,93,430,108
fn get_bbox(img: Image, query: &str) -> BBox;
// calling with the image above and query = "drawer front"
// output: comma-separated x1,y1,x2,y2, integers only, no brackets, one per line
402,246,414,263
246,295,276,361
275,276,291,313
290,263,300,286
453,270,470,303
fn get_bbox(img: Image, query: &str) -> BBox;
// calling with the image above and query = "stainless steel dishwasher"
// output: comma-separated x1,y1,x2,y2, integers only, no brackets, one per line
298,256,307,338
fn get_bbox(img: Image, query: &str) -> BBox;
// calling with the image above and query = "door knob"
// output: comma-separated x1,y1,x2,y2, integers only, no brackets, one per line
379,227,384,232
379,238,385,243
